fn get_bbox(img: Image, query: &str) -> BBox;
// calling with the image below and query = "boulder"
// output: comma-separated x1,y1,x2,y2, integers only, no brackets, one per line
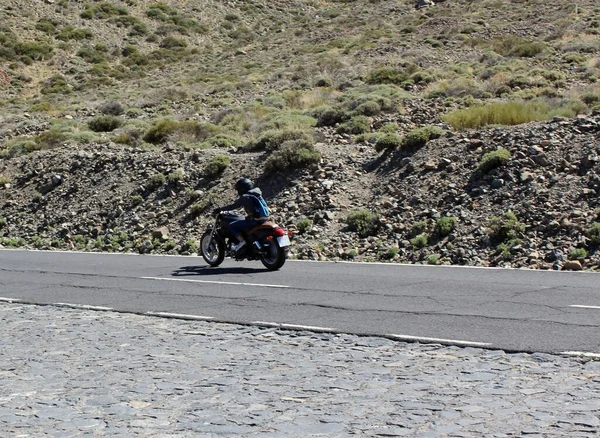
415,0,435,9
562,260,583,271
152,227,170,241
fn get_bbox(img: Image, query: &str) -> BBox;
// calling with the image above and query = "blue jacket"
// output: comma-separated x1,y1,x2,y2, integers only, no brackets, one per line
220,188,270,220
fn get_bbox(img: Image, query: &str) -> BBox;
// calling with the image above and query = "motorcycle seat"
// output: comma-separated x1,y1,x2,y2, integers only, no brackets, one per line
246,221,278,235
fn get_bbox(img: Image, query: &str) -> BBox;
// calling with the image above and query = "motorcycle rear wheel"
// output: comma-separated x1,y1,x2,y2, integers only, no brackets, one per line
201,232,225,267
260,240,286,271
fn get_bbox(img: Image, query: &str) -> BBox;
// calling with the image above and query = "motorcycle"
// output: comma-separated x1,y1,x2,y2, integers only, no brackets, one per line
200,211,291,270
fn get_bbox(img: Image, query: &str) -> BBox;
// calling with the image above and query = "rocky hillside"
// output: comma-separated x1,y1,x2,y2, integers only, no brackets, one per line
1,0,600,271
1,111,599,271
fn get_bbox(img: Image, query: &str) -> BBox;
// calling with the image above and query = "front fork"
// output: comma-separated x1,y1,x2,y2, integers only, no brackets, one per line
206,215,229,252
209,215,219,242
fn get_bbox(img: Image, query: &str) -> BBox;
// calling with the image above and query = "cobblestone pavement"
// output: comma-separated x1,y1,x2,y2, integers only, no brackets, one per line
1,303,600,437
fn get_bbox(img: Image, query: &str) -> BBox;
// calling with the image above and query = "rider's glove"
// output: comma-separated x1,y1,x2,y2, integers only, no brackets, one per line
212,208,221,216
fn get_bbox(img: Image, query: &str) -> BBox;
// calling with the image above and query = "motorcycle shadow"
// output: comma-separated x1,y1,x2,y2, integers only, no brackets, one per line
172,265,269,277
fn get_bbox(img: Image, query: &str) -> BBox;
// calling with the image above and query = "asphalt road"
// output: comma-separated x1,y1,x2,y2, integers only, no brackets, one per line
1,249,599,355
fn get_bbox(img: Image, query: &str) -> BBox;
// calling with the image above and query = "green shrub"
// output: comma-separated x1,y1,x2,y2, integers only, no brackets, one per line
343,90,397,114
36,19,57,34
437,217,457,237
493,36,547,58
581,93,600,106
129,22,149,36
186,189,201,201
478,148,511,173
495,242,513,260
366,67,412,86
569,248,588,260
261,113,317,131
401,126,444,150
410,221,428,236
345,249,358,259
149,173,166,189
355,133,383,145
35,130,68,149
562,53,587,65
146,2,170,19
72,234,88,248
14,42,53,61
443,99,585,131
131,195,143,206
160,36,187,49
99,101,124,115
336,115,371,135
168,170,185,183
71,131,101,144
379,247,399,260
410,234,428,249
346,210,378,237
427,255,439,265
315,77,332,87
354,100,381,116
114,131,142,146
28,236,43,249
1,237,26,248
4,139,39,157
381,123,399,134
587,222,600,245
296,218,312,234
143,119,180,143
190,199,211,217
314,106,350,127
162,240,177,251
146,2,206,33
88,116,123,132
204,155,231,177
0,217,6,229
29,101,54,112
228,25,254,42
174,121,220,142
245,129,313,152
112,15,142,28
81,2,130,19
487,212,525,242
264,140,321,173
405,127,443,148
183,239,198,253
57,26,93,41
200,134,242,149
411,71,436,85
77,47,107,64
41,75,71,94
121,45,149,63
427,78,487,100
374,133,402,152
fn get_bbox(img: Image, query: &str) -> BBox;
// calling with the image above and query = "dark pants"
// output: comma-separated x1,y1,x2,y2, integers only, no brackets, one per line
228,219,263,240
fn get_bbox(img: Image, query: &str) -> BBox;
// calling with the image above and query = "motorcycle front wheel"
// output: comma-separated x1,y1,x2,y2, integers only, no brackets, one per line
260,239,286,271
201,232,225,267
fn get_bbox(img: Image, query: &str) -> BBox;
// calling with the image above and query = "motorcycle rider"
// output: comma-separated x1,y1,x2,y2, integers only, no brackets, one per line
213,178,271,253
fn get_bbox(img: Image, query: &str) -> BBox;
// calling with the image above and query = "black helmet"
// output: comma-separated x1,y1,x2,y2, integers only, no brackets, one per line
234,177,253,196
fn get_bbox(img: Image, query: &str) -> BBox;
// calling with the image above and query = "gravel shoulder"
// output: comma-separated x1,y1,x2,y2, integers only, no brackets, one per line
2,303,600,437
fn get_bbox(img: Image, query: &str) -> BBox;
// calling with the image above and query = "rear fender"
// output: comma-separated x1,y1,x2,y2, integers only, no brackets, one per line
253,229,273,240
257,233,290,253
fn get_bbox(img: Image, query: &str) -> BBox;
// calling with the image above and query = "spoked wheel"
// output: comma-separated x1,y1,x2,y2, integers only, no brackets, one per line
201,232,225,267
260,239,286,271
